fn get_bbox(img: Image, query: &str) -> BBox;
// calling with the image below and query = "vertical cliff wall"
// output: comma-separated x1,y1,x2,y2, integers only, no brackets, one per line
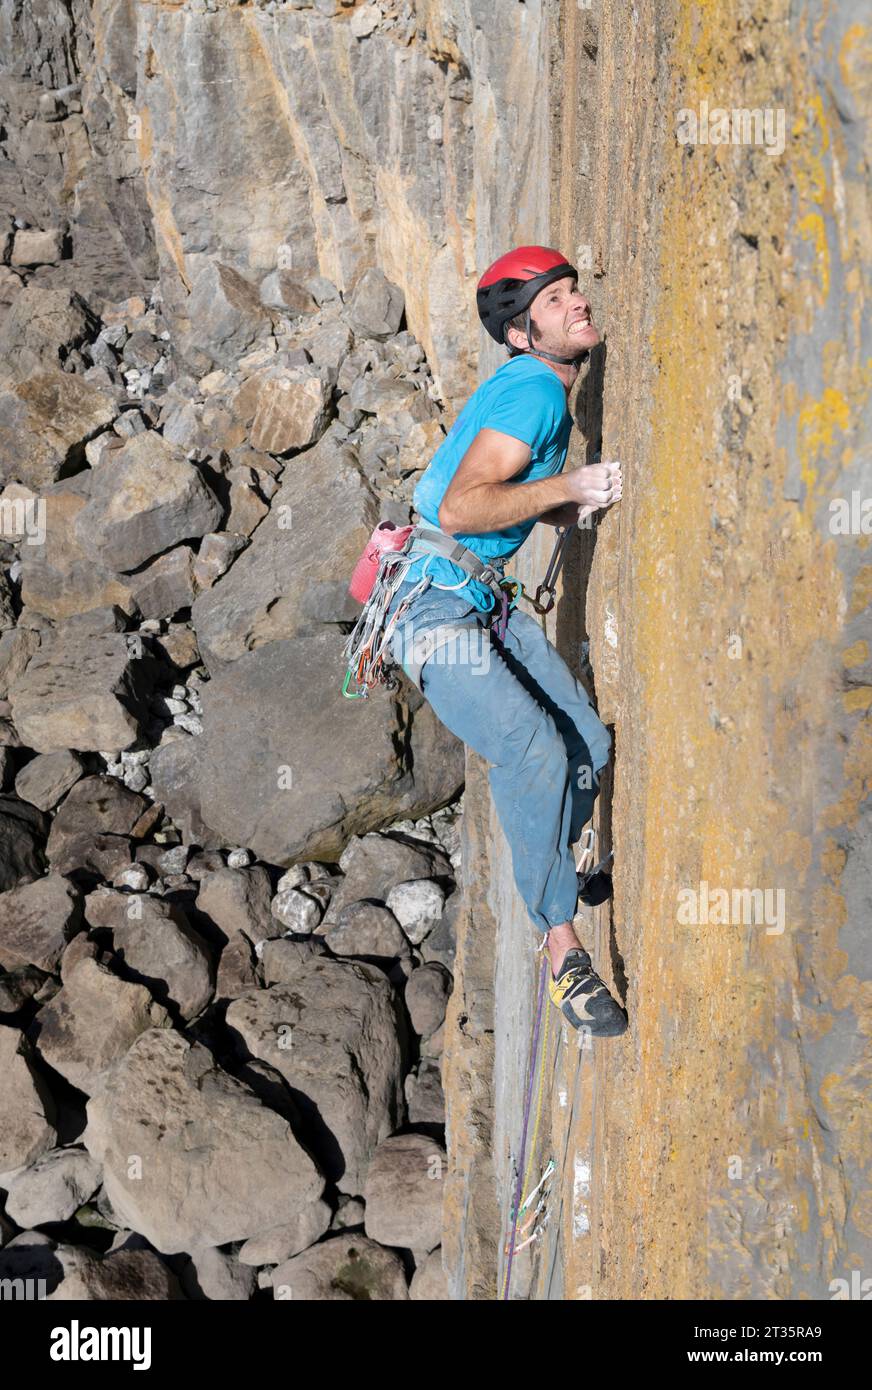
445,0,871,1299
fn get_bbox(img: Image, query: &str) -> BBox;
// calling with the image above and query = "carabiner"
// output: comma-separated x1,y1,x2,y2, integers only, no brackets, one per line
341,667,368,699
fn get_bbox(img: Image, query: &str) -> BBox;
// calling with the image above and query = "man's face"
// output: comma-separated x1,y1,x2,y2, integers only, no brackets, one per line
526,275,600,354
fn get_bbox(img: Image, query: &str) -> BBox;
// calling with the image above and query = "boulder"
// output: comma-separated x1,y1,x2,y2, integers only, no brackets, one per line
82,1028,324,1254
14,750,86,811
0,1025,57,1175
345,267,405,340
271,1232,408,1301
18,477,138,621
191,431,378,670
0,370,117,488
0,873,83,973
237,1198,332,1266
71,431,223,572
176,260,275,375
44,1245,183,1300
8,632,164,753
0,796,49,892
190,629,464,864
4,1147,102,1227
362,1133,445,1253
225,955,404,1194
409,1247,449,1300
0,287,99,386
32,956,170,1095
231,363,331,455
83,886,214,1022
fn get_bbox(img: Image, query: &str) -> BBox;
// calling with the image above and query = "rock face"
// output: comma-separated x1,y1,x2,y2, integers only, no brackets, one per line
0,0,865,1308
443,0,872,1305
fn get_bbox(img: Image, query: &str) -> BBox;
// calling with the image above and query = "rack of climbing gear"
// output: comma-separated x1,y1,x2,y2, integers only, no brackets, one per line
341,517,580,699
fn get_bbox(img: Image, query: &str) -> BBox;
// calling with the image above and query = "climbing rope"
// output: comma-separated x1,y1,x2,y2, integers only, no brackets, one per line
500,934,555,1299
500,824,612,1299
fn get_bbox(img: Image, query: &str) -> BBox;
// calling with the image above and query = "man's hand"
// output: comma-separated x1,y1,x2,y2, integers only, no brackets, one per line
563,460,622,511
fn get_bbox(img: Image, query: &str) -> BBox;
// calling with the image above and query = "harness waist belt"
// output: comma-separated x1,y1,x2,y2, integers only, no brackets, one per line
406,525,511,607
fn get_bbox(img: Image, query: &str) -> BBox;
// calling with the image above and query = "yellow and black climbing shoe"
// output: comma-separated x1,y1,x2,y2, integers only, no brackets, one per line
548,947,628,1036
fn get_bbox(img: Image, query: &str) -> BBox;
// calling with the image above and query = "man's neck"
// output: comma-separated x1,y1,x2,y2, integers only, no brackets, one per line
524,351,580,395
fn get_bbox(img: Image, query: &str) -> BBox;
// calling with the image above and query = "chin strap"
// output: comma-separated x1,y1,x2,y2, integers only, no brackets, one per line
511,306,590,366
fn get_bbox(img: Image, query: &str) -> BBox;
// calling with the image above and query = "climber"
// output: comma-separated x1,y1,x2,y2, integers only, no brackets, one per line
382,245,627,1038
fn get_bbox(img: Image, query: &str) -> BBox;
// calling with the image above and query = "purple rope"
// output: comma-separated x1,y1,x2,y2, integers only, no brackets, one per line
503,952,549,1299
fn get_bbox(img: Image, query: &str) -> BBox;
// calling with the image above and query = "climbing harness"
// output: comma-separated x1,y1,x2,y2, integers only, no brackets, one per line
341,519,578,697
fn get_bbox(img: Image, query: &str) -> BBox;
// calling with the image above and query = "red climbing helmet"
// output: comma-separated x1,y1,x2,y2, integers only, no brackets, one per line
476,244,587,365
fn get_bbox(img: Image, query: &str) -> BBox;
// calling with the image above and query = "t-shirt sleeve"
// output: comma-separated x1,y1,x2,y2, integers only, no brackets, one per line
481,375,565,458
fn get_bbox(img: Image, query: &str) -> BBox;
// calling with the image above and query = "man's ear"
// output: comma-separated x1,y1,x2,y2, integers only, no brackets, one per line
505,323,528,352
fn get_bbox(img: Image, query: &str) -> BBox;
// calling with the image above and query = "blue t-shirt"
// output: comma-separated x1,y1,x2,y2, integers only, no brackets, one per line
404,354,573,612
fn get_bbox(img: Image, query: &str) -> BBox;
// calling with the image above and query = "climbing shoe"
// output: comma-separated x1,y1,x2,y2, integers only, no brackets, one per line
548,947,628,1036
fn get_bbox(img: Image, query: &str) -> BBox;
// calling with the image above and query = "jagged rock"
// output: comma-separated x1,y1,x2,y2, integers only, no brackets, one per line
363,1133,445,1253
215,932,259,1000
71,431,223,573
0,796,49,892
44,1245,183,1300
0,963,48,1015
176,260,275,376
323,901,410,967
195,865,278,947
126,544,196,620
231,364,332,455
0,287,99,385
180,1245,258,1301
32,956,170,1095
296,319,352,373
238,1198,332,1266
0,1026,57,1175
10,228,64,266
271,1232,408,1301
14,750,85,811
0,873,83,972
225,956,404,1194
4,1147,101,1227
190,629,464,863
83,886,214,1022
191,431,376,669
259,272,319,315
225,469,269,536
346,267,405,340
259,937,328,985
326,832,453,923
8,632,163,753
410,1247,449,1300
47,774,148,849
404,962,452,1038
270,886,323,935
82,1028,324,1254
49,832,133,884
18,477,138,621
0,370,117,488
192,531,248,591
147,733,221,850
385,878,446,945
404,1061,445,1126
0,628,41,700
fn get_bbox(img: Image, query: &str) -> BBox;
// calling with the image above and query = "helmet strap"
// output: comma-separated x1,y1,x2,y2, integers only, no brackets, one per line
520,307,589,366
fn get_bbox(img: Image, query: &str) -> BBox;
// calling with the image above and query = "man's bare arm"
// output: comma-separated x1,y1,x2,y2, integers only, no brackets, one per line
437,428,616,534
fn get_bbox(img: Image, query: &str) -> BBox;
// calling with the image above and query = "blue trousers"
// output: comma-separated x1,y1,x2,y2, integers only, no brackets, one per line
385,575,612,935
